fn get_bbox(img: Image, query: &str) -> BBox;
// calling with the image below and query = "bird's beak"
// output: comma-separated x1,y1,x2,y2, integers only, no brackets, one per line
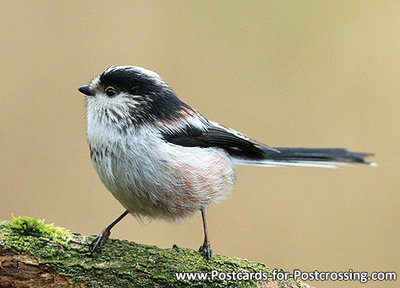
78,85,94,96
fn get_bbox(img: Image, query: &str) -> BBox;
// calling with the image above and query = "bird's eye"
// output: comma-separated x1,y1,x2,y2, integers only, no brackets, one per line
105,86,117,97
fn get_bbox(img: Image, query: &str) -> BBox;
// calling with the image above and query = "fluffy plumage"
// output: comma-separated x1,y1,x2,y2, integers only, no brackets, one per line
84,66,237,220
79,66,374,259
82,65,374,220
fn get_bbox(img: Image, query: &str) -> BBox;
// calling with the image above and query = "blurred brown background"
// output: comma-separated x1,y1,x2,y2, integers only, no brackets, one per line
1,1,398,287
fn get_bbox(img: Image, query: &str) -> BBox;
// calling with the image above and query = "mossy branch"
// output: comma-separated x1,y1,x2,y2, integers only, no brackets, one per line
0,216,313,288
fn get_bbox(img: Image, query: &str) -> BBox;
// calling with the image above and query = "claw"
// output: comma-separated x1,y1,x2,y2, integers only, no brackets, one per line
89,228,111,253
88,210,129,254
198,241,213,260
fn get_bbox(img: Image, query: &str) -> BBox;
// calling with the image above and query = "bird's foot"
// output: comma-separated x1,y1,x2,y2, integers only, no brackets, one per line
198,240,213,260
89,227,111,254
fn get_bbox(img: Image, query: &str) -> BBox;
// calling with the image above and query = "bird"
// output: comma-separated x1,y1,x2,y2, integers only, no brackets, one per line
78,65,374,260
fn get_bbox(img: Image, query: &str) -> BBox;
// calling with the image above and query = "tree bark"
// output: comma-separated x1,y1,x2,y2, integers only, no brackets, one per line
0,217,313,288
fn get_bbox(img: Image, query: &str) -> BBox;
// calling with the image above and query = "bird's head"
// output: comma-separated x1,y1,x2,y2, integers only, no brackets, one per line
79,66,183,126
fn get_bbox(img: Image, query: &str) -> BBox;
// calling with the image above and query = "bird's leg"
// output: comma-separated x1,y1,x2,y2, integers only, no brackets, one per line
89,210,129,253
198,207,213,260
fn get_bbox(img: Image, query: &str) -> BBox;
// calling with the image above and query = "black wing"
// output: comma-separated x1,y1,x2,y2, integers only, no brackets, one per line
161,122,277,159
160,122,374,165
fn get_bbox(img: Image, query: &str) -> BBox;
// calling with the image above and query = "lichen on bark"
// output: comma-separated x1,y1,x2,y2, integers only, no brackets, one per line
0,216,312,288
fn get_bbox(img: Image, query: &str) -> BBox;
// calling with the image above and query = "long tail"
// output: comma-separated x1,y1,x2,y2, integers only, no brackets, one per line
233,147,375,168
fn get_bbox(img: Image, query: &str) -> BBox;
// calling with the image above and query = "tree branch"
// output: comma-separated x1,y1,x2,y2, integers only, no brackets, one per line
0,216,313,288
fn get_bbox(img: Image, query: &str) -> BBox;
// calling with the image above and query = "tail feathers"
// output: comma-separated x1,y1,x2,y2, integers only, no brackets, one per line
233,147,375,168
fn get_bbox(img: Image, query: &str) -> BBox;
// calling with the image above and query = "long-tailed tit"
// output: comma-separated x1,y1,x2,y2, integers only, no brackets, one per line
78,66,374,260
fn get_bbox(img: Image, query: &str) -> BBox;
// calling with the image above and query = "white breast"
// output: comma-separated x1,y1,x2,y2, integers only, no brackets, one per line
87,115,236,221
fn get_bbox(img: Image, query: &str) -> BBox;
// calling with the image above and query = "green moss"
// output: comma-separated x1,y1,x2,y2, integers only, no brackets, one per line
8,215,71,245
0,216,307,288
